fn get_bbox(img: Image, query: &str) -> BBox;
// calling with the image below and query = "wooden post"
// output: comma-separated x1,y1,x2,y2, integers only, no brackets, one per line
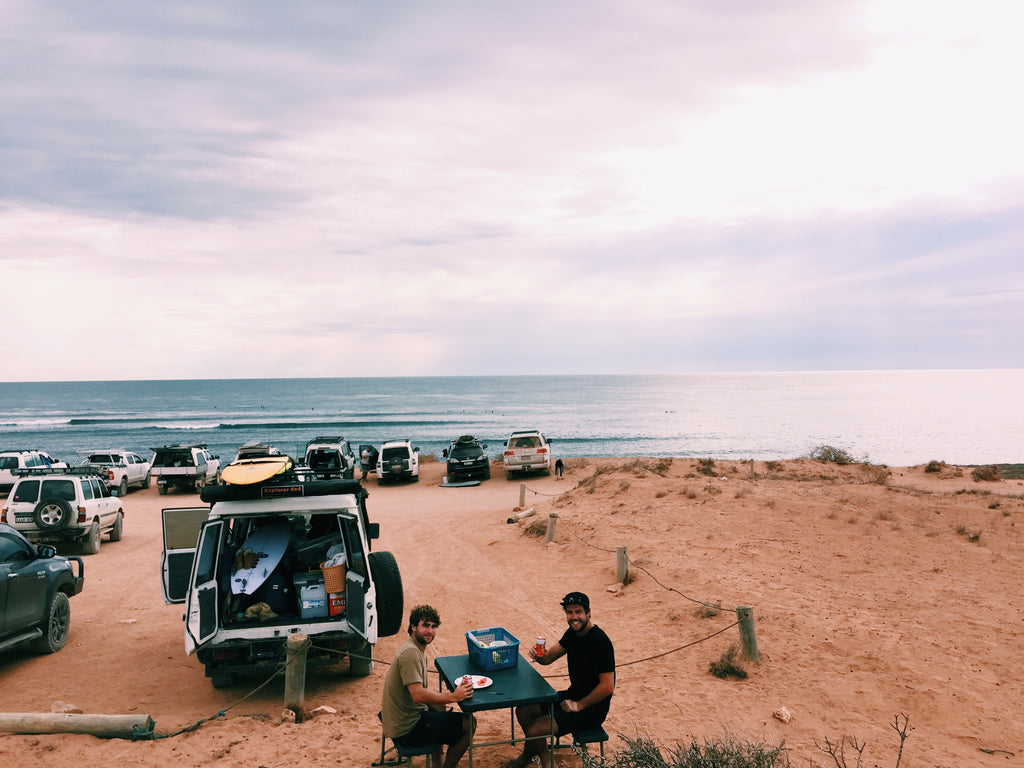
284,633,310,720
749,459,755,479
506,507,536,524
519,483,526,508
545,513,558,543
0,713,154,739
736,606,759,662
616,546,629,585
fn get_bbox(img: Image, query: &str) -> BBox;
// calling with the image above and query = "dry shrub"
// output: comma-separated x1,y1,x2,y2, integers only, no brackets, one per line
522,518,547,537
709,645,747,679
972,465,1001,482
697,458,716,476
861,463,891,485
924,459,946,473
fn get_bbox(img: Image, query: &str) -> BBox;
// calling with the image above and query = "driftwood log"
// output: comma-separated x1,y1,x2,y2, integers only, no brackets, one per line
0,713,154,739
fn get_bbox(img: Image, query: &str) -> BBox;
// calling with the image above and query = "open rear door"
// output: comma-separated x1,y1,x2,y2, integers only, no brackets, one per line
184,519,224,655
161,507,211,603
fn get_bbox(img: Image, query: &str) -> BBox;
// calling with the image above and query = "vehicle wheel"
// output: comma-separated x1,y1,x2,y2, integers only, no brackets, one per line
34,498,73,531
140,472,150,489
506,470,516,481
368,550,404,637
109,511,123,542
412,474,419,483
81,521,101,555
348,639,374,677
484,467,492,480
30,591,70,654
209,669,234,689
158,484,167,495
118,477,129,496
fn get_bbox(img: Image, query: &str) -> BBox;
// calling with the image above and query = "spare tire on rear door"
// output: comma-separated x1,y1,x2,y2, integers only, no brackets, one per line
34,498,73,531
368,550,404,637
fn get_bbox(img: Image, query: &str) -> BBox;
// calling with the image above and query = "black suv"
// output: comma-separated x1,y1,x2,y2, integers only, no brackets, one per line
442,435,491,481
0,523,84,654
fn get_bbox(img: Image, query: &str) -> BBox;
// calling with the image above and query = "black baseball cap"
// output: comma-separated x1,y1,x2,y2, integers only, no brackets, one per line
560,591,590,611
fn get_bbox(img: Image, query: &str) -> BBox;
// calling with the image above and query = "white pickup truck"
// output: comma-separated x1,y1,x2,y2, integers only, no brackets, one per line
81,450,152,496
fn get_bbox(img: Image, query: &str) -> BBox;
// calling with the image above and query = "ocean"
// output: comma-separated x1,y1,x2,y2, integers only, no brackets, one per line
0,371,1021,467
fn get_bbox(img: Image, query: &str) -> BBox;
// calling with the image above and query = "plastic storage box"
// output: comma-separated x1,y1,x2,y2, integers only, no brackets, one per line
466,627,520,671
294,572,328,618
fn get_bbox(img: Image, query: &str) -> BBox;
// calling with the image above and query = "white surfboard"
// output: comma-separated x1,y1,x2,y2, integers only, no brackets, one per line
230,520,291,595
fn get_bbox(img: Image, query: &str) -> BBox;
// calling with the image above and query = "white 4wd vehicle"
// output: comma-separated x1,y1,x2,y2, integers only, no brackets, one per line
375,440,419,484
81,450,152,496
160,476,404,688
151,443,222,495
503,430,553,478
304,437,356,480
0,450,67,494
1,467,124,554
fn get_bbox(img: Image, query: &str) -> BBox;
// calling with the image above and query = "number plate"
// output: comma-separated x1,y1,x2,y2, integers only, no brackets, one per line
15,515,33,523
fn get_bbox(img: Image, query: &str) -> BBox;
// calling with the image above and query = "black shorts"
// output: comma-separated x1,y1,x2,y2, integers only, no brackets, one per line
552,690,607,736
396,709,465,747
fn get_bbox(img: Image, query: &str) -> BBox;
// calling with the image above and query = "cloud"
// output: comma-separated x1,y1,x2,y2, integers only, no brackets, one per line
0,0,1021,381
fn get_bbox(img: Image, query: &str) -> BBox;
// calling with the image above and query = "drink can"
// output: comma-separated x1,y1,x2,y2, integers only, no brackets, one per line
462,674,474,689
534,637,546,657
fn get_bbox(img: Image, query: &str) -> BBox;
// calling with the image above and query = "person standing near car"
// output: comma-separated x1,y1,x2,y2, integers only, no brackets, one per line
507,591,615,768
382,605,475,768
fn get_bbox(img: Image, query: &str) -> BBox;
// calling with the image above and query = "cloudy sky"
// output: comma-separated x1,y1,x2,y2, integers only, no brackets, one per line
2,0,1022,382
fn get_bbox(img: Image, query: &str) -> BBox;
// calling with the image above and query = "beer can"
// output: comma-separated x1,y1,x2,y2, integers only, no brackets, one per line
462,674,474,689
534,637,546,657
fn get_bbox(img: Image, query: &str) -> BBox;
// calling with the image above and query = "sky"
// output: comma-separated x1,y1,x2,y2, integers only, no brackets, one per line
1,0,1022,382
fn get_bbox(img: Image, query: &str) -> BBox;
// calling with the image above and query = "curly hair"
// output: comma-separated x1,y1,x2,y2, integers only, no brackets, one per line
408,604,441,634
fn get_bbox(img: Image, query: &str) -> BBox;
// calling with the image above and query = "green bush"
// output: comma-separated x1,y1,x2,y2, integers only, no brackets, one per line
809,445,854,465
609,734,790,768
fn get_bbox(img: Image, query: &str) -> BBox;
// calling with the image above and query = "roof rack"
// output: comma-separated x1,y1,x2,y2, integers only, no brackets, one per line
151,443,208,451
15,466,105,478
306,436,346,445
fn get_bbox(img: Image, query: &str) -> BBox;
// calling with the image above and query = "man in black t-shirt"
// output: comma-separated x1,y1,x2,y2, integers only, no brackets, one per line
507,591,615,768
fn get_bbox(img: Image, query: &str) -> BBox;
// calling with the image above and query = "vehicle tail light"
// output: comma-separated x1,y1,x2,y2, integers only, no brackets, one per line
77,507,87,523
1,508,7,523
108,469,115,481
537,448,548,454
504,450,513,457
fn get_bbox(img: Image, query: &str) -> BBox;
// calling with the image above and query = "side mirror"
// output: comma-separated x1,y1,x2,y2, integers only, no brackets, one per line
442,449,448,458
413,447,420,453
36,544,57,558
367,522,380,540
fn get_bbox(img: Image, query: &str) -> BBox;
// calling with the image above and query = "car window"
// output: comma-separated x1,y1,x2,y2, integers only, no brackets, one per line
0,456,17,470
12,480,40,503
93,479,109,498
80,478,94,500
89,454,112,463
41,479,76,501
0,532,32,563
381,447,408,461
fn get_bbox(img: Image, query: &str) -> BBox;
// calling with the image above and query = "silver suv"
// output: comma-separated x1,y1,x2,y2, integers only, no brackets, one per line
1,467,124,554
161,475,404,688
503,430,553,478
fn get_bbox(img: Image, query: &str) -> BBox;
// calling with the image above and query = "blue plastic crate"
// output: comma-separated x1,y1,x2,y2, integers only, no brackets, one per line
465,627,520,671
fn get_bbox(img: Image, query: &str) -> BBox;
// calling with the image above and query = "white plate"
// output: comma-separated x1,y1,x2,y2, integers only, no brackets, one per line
472,676,492,689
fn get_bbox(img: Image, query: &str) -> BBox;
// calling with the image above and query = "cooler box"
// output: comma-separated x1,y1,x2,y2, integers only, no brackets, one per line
294,572,329,618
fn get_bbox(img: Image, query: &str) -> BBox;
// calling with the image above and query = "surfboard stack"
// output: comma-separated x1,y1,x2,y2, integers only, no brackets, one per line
221,455,293,485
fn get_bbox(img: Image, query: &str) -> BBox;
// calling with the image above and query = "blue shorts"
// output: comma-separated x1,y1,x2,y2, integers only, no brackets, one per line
396,709,465,747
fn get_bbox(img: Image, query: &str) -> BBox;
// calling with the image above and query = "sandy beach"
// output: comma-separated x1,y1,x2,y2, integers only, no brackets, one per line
1,456,1021,767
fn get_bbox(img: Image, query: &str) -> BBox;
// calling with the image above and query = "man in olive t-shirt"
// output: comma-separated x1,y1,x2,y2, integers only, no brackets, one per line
381,605,474,768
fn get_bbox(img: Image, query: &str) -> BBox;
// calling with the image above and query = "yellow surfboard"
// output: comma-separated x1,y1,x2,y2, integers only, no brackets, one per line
221,456,293,485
